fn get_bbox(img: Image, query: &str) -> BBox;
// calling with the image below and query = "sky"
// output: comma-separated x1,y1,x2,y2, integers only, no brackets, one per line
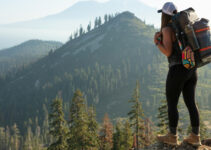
0,0,210,25
0,0,109,24
138,0,211,20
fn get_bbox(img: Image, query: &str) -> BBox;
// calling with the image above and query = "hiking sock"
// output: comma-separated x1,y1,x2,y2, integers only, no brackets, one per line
192,127,199,135
169,127,177,135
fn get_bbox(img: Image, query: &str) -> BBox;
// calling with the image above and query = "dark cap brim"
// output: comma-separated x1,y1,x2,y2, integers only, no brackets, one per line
157,9,162,13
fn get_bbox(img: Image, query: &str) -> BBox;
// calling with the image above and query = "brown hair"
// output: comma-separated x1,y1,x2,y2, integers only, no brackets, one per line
160,10,177,30
161,13,172,31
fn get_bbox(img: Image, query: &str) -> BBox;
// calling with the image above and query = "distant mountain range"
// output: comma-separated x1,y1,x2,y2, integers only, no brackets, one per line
0,0,160,49
0,11,210,132
0,40,62,74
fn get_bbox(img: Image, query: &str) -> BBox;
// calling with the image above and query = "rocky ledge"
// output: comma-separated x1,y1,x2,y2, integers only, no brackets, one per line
143,141,211,150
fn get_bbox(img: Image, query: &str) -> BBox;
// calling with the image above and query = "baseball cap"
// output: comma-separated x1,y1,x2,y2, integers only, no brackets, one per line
157,2,177,16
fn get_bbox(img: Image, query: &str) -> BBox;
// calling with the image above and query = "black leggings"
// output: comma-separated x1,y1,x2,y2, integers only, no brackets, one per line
166,64,199,134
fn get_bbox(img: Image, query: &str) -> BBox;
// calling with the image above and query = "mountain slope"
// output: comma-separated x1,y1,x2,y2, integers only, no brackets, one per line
0,40,62,74
0,11,210,132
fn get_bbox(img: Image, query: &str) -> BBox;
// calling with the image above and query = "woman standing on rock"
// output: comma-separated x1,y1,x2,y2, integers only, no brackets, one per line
154,2,201,146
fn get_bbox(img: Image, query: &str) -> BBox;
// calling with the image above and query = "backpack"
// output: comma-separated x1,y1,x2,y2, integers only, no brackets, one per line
171,7,211,68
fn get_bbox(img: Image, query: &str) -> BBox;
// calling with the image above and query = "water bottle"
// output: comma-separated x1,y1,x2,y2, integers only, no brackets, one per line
184,24,200,51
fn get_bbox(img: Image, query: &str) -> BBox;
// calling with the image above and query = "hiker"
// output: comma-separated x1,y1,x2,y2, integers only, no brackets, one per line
154,2,201,146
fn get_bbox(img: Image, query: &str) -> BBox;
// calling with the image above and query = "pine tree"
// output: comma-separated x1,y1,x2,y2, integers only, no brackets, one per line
69,34,73,41
114,12,119,17
11,123,20,150
0,127,5,150
34,117,41,150
108,14,112,21
74,29,78,39
42,104,52,145
68,89,91,150
48,96,68,150
198,105,208,140
157,99,168,134
98,17,102,26
99,113,113,150
87,21,91,32
127,80,145,149
79,25,84,36
5,126,10,150
144,118,155,146
112,121,124,150
122,120,133,150
94,17,98,28
23,126,33,150
199,117,208,140
104,14,108,23
87,106,99,149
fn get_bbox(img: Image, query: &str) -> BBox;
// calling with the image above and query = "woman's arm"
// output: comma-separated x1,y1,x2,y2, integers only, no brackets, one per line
154,27,173,57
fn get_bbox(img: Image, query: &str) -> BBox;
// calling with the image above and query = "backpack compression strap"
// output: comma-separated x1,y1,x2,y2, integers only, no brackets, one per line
195,27,211,52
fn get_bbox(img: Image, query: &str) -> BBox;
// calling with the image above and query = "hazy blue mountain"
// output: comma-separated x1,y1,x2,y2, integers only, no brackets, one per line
0,12,210,132
3,0,159,28
0,0,160,49
0,40,62,74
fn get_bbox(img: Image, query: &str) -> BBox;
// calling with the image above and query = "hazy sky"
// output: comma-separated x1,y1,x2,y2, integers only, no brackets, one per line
0,0,109,24
139,0,211,20
0,0,210,24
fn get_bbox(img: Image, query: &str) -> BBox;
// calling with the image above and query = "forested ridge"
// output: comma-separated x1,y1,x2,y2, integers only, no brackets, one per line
0,11,210,149
0,40,62,74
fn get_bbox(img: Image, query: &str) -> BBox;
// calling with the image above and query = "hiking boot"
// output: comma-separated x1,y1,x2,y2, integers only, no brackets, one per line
157,132,179,146
183,132,202,146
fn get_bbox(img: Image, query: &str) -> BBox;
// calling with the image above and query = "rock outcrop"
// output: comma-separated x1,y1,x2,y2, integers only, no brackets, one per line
143,142,211,150
202,139,211,147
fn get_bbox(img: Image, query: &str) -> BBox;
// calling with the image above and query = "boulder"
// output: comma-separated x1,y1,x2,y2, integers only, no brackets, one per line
143,142,211,150
202,139,211,147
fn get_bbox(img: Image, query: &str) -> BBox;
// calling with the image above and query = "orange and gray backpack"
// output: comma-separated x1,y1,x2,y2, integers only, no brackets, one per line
171,7,211,69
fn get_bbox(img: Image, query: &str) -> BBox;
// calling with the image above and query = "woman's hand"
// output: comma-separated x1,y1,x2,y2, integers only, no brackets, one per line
154,32,162,45
155,27,173,57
